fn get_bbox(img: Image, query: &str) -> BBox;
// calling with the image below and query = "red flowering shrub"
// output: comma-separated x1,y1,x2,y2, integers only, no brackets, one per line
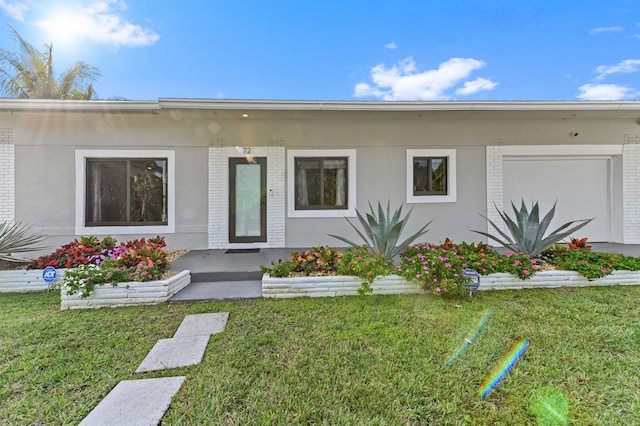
28,235,168,272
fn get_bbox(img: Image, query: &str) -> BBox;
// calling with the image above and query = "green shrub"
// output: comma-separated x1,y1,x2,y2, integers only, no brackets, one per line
398,242,537,297
0,221,47,262
544,246,640,280
336,246,394,295
260,246,343,277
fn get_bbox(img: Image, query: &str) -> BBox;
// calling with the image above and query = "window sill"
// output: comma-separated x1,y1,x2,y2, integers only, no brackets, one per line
75,224,175,235
287,208,356,218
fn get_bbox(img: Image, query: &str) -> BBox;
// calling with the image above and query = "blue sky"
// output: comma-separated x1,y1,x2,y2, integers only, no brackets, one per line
0,0,639,101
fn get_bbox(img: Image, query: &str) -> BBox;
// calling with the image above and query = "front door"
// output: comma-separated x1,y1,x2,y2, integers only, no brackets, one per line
229,157,267,243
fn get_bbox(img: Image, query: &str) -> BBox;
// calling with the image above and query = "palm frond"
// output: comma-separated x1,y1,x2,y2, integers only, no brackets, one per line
0,221,48,262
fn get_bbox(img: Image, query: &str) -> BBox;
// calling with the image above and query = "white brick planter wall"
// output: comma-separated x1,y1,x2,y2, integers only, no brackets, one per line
262,274,424,298
0,269,66,293
478,270,640,290
263,270,640,298
60,270,191,310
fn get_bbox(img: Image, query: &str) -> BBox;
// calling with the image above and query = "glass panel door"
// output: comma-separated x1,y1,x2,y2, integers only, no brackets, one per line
229,157,267,243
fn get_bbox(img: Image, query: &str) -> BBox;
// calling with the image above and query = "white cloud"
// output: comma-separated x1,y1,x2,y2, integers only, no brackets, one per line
455,77,498,95
354,57,497,100
595,59,640,80
0,0,29,21
589,26,623,34
384,42,398,49
34,0,159,48
576,83,633,100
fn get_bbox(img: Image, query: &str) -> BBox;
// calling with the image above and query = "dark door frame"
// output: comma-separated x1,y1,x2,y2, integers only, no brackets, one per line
228,157,267,243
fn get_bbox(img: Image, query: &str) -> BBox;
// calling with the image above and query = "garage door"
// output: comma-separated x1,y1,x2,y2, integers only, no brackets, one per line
502,158,610,242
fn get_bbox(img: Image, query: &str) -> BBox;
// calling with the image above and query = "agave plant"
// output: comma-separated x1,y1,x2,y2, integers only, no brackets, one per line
329,201,432,259
473,200,593,257
0,221,48,262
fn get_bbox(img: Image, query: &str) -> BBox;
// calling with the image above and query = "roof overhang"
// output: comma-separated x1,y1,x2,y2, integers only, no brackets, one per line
0,98,639,116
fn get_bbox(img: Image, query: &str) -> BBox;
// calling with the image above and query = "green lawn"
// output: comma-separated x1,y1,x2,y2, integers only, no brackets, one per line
1,287,639,425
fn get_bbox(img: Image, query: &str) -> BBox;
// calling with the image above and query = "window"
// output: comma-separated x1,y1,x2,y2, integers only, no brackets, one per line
406,149,456,203
86,158,168,226
294,157,348,210
76,150,175,234
287,149,356,218
413,157,447,196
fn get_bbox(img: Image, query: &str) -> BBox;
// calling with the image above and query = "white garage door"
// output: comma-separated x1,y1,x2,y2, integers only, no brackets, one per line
502,158,610,242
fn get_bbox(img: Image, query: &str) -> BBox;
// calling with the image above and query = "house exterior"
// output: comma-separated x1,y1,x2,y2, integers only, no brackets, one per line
1,98,639,252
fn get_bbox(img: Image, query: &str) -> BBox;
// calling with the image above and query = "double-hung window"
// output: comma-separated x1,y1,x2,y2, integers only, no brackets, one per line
76,150,175,234
406,149,456,203
287,149,356,217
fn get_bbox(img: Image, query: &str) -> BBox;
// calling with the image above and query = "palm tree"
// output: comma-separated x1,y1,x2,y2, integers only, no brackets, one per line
0,27,100,99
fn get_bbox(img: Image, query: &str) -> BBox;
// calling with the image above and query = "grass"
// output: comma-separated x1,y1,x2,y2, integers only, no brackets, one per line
1,287,639,425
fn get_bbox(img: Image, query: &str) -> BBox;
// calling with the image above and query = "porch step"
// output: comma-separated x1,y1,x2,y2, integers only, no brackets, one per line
170,280,262,301
190,270,263,282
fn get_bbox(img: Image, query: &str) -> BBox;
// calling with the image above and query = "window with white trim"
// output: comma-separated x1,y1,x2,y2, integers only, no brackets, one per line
76,150,175,234
86,158,168,226
406,149,456,203
287,149,356,218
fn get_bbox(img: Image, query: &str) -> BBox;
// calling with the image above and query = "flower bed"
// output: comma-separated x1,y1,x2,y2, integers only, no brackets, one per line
0,269,66,293
60,270,191,310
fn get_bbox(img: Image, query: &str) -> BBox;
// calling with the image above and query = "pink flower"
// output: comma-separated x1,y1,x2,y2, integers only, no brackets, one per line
514,260,521,266
482,268,487,273
506,252,512,258
462,263,467,268
416,274,422,278
397,265,402,271
141,271,148,276
523,270,530,275
445,263,451,268
436,287,441,292
601,268,607,273
423,266,428,271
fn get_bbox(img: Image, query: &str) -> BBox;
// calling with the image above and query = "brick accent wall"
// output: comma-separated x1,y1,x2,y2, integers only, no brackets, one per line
208,142,228,249
266,145,286,247
623,136,640,243
0,129,15,223
485,142,504,242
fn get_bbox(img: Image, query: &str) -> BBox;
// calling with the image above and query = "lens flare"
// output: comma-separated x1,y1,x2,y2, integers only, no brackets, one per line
444,308,492,366
479,338,529,399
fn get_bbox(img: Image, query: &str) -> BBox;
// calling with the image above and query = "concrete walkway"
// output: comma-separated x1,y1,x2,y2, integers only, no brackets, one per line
80,313,229,425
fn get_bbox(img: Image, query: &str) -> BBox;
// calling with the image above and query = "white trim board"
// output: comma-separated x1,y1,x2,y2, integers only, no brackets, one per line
502,145,622,156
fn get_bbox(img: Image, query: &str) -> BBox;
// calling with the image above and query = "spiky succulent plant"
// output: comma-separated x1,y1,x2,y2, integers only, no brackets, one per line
473,200,593,257
329,201,432,259
0,221,48,262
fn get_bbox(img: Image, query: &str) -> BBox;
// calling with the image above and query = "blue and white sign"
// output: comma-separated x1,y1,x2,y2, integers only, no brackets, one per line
462,268,480,292
42,266,57,283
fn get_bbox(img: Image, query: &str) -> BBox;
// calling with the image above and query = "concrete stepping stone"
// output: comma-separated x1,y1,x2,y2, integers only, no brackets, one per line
79,376,185,426
135,336,210,373
173,312,230,337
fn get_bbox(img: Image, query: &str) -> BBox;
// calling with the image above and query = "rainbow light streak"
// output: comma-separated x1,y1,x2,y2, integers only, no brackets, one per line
444,308,492,366
479,338,529,399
